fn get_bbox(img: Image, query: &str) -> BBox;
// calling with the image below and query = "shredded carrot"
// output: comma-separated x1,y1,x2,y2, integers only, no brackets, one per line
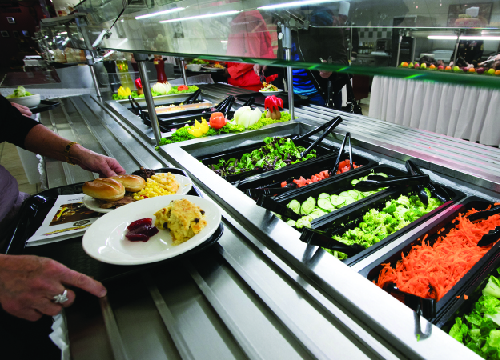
376,208,500,301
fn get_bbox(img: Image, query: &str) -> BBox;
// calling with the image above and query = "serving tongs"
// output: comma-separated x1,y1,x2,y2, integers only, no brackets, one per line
242,96,255,107
466,205,500,247
185,89,202,104
353,174,430,191
405,160,448,207
129,96,149,124
330,132,353,175
291,116,342,143
298,116,344,158
300,228,365,257
382,282,437,320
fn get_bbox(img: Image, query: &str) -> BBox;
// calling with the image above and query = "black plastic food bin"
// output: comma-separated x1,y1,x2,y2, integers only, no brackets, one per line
310,181,464,267
360,197,500,322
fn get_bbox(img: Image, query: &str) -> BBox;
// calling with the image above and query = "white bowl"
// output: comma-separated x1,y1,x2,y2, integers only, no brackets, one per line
186,64,202,71
7,94,41,108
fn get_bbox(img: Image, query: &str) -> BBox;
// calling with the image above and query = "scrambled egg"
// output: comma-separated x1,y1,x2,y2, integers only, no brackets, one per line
133,173,179,200
154,198,207,246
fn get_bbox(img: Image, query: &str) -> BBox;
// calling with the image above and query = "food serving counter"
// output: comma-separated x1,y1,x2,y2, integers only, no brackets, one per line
15,84,500,360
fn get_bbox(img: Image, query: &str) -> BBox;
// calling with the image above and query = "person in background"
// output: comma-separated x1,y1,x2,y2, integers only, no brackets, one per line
225,10,276,88
289,2,350,109
0,94,125,357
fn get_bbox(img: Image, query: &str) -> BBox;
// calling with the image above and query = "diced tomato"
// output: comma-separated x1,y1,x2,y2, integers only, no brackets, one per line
281,181,287,188
293,176,307,187
177,85,188,91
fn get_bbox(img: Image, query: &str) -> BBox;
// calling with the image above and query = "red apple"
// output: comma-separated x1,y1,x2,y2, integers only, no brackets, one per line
438,65,445,70
476,67,485,74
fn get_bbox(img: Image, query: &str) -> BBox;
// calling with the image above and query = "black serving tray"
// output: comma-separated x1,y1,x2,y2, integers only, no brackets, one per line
310,181,464,267
198,137,338,185
237,154,377,196
266,165,404,223
30,100,60,114
360,197,500,323
4,168,224,284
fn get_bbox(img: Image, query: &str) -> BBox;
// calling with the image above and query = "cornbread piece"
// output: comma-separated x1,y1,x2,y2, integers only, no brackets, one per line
154,199,207,245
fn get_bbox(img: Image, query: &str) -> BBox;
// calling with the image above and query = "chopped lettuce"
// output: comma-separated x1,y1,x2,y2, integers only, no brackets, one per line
6,86,33,98
449,270,500,359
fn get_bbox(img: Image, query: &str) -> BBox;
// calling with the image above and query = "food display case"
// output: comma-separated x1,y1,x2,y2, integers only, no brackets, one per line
18,1,500,359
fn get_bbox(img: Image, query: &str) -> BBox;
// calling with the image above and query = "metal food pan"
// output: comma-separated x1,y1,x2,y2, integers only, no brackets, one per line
311,182,464,267
117,92,197,105
360,197,500,323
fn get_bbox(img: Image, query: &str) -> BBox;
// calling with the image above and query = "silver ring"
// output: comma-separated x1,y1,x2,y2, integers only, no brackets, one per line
53,290,68,304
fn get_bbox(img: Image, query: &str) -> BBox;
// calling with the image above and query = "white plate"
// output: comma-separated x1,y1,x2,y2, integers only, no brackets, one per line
82,195,221,265
82,174,193,213
259,89,282,95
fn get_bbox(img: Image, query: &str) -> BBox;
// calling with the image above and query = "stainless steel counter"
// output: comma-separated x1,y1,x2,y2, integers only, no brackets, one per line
38,84,500,360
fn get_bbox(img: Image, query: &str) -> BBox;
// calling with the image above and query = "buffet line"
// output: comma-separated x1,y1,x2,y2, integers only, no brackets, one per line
11,83,500,359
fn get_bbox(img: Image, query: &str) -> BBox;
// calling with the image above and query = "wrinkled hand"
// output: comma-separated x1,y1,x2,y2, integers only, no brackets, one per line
0,255,106,321
73,146,126,177
11,102,32,117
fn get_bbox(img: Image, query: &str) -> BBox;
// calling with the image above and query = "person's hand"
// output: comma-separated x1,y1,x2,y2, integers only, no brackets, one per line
72,145,126,177
11,102,32,117
0,255,106,321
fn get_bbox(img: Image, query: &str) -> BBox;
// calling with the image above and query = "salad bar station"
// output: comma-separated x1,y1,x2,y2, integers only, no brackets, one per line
20,0,500,359
9,83,497,360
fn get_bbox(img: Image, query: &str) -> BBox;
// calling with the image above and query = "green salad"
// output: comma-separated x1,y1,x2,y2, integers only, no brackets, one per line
326,189,441,260
112,85,199,100
449,269,500,359
283,172,389,229
209,136,316,178
6,86,33,98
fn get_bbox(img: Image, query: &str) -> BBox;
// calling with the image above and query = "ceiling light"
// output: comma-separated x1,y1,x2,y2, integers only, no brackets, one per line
160,10,240,23
135,7,185,20
258,0,340,11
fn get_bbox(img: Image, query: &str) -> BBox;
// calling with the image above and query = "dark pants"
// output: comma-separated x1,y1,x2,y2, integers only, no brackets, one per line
0,310,61,359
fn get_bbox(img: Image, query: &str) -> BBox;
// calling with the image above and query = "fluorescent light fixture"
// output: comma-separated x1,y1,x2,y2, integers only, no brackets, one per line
428,35,500,40
135,7,185,20
258,0,339,10
160,10,240,23
221,40,227,43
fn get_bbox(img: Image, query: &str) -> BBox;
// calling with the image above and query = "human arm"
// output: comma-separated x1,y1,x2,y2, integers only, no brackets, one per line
0,255,106,321
23,124,125,177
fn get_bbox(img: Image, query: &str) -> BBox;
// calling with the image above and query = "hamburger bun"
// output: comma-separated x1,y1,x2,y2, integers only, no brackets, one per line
82,178,125,201
111,174,146,192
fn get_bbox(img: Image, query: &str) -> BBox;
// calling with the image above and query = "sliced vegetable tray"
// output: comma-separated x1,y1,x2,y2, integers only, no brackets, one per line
360,197,500,323
311,180,464,267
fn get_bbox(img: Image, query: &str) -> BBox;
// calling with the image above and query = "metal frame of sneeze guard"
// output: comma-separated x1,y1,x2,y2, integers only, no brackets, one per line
134,52,162,146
